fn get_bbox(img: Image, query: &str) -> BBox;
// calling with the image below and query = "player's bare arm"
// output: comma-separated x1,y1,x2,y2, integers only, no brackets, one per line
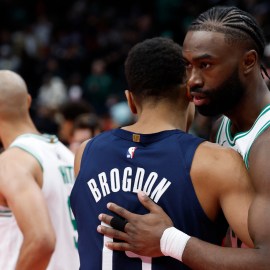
244,128,270,266
179,131,270,269
0,148,55,270
192,142,254,247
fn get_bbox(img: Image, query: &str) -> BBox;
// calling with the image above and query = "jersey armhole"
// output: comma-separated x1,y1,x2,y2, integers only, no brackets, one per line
9,145,44,172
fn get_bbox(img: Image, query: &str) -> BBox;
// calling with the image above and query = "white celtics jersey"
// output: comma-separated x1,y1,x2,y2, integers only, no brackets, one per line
0,134,79,270
216,105,270,168
216,104,270,248
0,205,23,269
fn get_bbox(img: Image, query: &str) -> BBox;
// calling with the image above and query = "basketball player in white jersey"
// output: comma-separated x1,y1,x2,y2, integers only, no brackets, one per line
0,70,79,270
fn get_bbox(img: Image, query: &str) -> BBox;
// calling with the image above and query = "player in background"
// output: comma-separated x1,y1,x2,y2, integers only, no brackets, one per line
0,70,79,270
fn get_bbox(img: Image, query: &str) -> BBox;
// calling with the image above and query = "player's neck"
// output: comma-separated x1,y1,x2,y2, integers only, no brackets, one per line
124,105,188,134
0,118,40,149
226,81,270,134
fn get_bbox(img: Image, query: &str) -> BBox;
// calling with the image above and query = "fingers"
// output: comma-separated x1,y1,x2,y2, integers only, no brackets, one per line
137,191,163,213
98,213,113,226
105,241,132,252
110,216,128,232
98,214,135,252
97,221,129,242
104,192,164,221
107,202,135,220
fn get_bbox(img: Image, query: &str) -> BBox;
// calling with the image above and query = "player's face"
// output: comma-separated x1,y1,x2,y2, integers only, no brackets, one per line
183,30,245,117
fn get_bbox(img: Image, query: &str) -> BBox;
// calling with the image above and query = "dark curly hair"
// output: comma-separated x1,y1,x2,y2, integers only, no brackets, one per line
125,37,185,101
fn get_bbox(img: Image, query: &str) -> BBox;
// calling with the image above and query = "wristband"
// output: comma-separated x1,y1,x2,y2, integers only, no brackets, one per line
160,227,191,262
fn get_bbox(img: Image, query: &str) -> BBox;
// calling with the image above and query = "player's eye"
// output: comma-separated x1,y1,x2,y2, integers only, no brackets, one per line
200,62,211,69
185,62,193,70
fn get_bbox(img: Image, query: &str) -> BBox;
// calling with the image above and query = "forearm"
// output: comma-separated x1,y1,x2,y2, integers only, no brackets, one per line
183,237,269,270
16,239,54,270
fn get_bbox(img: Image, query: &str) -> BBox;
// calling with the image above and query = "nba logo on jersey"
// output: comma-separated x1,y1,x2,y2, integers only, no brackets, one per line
127,147,137,159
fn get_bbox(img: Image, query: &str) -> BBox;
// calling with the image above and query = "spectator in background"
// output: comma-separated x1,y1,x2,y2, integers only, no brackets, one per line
36,73,68,113
67,72,83,101
109,100,136,127
83,59,112,114
57,100,93,145
33,73,68,135
0,46,20,71
0,0,269,139
69,113,102,154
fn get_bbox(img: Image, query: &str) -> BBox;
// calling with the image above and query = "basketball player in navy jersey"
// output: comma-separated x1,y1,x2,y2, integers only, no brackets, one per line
71,37,255,270
98,6,270,269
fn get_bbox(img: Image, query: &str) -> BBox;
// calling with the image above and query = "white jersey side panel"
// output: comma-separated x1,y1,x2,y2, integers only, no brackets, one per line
0,206,23,270
0,134,79,270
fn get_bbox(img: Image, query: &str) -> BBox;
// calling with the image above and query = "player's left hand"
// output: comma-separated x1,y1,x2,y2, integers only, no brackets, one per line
97,191,173,257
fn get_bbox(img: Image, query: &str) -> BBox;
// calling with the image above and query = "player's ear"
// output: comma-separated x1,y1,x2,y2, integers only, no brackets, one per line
27,94,32,109
242,49,257,75
125,90,137,114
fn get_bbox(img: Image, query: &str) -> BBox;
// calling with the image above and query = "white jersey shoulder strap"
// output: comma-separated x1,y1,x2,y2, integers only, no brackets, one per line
216,104,270,168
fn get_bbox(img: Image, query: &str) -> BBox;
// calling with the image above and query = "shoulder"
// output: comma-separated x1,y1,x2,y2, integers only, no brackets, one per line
0,146,41,170
0,147,43,195
194,141,243,170
192,141,249,190
190,141,252,221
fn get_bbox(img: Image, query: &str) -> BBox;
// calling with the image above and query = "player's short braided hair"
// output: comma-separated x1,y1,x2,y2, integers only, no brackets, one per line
189,6,265,57
188,6,270,79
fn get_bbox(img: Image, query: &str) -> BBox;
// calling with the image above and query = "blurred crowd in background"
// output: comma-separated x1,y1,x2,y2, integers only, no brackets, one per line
1,0,270,150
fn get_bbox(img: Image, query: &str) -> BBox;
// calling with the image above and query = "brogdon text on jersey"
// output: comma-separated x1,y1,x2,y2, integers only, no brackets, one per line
87,166,171,203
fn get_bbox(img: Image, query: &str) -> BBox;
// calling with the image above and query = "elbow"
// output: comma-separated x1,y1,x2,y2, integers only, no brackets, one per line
31,232,56,259
39,233,56,256
18,230,56,269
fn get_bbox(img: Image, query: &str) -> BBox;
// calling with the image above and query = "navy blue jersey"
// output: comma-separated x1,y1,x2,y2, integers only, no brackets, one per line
70,129,228,270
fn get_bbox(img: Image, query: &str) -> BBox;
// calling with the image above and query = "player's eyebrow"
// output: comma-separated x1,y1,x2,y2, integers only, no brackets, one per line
192,53,214,61
183,53,214,62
